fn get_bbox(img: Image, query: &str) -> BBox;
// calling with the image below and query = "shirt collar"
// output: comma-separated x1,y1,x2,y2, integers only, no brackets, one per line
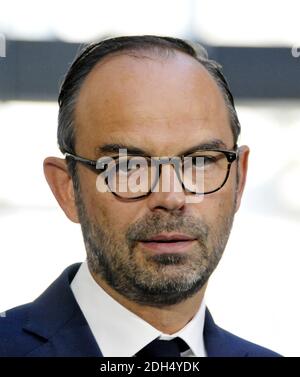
71,261,206,357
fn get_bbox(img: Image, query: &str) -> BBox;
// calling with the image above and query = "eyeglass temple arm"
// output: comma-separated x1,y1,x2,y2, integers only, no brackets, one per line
64,152,105,173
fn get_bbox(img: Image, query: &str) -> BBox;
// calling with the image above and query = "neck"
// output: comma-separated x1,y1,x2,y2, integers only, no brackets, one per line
90,270,207,334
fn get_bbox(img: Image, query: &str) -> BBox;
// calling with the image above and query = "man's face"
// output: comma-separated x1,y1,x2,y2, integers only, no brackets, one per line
72,50,248,307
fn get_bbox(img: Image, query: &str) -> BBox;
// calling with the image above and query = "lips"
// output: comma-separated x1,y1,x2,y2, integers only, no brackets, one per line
141,233,196,242
139,233,197,254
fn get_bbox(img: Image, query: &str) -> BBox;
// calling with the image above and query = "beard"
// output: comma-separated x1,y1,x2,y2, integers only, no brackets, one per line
74,189,235,308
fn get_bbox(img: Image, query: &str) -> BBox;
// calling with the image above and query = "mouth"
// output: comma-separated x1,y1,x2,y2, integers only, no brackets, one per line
138,233,197,254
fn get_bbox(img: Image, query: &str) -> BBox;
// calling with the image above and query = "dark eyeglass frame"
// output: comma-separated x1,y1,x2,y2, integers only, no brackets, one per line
64,145,238,200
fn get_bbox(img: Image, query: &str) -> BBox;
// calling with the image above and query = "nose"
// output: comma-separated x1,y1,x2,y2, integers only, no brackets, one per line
146,163,186,212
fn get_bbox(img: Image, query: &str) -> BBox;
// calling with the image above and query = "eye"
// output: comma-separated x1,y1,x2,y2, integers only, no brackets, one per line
201,155,217,166
186,155,216,167
117,157,147,174
192,155,216,166
117,161,133,174
189,152,226,167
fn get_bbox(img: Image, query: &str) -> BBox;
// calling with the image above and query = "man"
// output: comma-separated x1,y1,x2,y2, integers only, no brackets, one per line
0,35,280,357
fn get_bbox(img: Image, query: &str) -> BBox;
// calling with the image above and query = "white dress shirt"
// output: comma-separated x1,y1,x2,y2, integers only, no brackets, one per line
71,261,207,357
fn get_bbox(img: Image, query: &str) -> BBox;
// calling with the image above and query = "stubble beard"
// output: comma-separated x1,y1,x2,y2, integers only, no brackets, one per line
75,190,235,308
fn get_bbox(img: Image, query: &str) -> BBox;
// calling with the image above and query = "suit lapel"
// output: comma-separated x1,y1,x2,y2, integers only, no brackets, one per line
204,309,247,357
23,263,101,357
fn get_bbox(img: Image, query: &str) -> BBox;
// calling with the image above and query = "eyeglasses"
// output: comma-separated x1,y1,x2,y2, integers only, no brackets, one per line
65,146,238,200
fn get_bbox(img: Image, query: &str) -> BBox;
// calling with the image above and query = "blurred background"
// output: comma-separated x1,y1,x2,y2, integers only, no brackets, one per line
0,0,299,356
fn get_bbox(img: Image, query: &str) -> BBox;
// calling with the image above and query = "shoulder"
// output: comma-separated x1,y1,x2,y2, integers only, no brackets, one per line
0,303,44,357
204,309,282,357
219,327,282,357
0,263,82,357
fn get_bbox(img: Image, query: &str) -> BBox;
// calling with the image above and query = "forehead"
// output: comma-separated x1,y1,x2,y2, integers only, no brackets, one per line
74,50,233,156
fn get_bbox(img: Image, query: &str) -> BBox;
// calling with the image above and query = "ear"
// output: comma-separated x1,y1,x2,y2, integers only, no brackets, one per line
234,145,250,212
43,157,79,223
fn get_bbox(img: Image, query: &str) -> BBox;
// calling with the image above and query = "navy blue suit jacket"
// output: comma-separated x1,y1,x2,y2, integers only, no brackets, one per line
0,264,280,357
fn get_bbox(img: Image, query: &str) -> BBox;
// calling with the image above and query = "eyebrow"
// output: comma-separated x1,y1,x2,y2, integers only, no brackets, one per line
177,139,229,155
95,143,149,157
94,138,229,158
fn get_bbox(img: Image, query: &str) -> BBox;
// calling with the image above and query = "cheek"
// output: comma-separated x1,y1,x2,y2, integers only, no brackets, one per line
194,184,236,225
78,166,143,235
88,189,143,237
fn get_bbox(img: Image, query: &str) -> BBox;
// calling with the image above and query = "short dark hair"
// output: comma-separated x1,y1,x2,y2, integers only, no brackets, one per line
57,35,241,178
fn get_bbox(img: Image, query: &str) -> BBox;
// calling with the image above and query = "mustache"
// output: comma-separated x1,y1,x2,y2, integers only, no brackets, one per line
125,212,209,246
